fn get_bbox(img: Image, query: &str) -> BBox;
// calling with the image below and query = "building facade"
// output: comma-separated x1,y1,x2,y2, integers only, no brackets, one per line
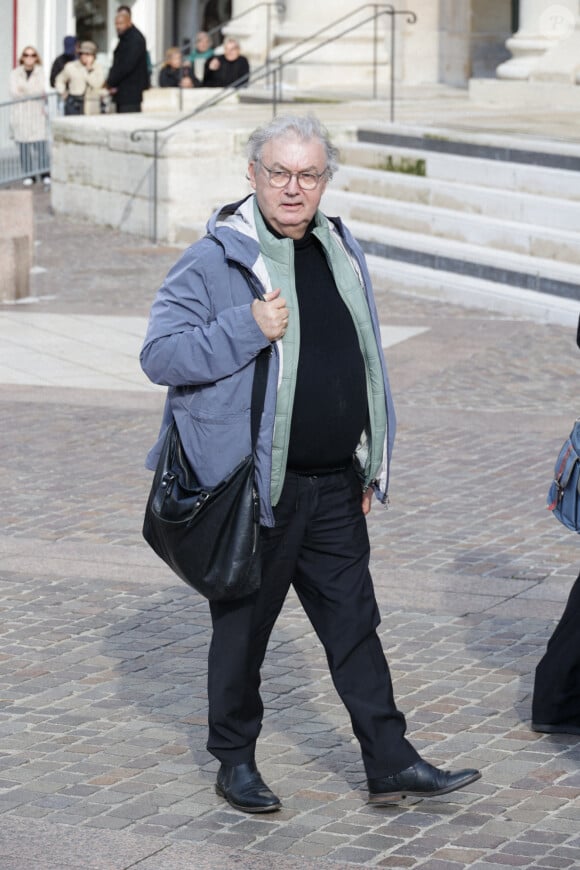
2,1,579,104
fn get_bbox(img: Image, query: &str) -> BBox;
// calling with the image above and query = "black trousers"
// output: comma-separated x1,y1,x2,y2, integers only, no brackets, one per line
115,103,142,113
532,569,580,726
207,467,419,778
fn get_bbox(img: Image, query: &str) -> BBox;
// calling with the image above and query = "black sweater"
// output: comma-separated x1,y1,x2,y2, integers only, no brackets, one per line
202,55,249,88
287,231,368,472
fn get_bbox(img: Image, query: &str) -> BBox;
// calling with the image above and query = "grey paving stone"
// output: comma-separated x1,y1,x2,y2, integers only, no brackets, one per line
2,154,580,870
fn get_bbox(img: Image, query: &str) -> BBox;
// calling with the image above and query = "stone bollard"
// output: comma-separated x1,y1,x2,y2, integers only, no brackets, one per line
0,189,33,302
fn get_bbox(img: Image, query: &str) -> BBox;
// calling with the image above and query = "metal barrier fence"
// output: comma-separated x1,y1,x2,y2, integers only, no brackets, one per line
0,93,59,187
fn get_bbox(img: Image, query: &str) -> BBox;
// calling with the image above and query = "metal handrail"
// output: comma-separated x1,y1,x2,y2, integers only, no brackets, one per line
205,1,286,51
131,5,417,242
268,3,400,101
268,5,417,114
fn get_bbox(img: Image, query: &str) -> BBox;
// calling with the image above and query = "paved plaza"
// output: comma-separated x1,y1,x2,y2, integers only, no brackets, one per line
1,138,580,869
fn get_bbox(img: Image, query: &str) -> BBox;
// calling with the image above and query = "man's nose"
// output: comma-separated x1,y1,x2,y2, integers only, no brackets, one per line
285,174,300,193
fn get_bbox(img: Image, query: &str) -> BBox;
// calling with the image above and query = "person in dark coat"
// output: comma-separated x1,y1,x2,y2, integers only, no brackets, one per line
106,9,149,112
532,316,580,736
202,38,249,88
50,35,78,88
532,574,580,734
158,47,197,88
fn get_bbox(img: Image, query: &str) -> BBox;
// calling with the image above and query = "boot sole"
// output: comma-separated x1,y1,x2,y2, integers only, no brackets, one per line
215,783,281,813
368,770,481,805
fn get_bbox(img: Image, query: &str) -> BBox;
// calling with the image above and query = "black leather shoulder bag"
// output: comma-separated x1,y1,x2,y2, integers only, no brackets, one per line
143,348,269,600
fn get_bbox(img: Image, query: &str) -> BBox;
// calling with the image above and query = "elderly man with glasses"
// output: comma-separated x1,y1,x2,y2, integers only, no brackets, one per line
141,114,481,814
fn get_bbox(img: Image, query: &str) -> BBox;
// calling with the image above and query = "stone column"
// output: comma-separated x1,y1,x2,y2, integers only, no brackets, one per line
530,10,580,81
227,0,287,64
496,0,578,80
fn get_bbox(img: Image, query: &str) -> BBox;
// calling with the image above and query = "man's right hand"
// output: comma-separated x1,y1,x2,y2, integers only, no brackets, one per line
252,288,289,342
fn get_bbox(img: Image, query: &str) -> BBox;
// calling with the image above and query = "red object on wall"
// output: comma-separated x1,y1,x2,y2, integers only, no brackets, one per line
13,0,18,67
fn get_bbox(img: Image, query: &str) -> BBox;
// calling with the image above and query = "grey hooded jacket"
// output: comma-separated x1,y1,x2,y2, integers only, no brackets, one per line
140,194,396,528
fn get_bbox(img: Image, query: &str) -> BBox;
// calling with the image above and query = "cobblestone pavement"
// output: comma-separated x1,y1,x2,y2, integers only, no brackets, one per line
1,185,579,870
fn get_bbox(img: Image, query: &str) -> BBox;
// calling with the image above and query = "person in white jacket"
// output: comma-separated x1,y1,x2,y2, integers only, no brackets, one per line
9,46,50,186
55,41,106,115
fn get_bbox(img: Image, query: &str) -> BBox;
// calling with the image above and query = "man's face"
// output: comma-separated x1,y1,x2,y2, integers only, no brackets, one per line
115,12,131,35
223,40,240,61
196,32,211,53
248,134,328,240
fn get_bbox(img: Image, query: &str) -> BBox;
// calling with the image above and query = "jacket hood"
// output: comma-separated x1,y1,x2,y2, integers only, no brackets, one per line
64,35,77,55
205,194,263,269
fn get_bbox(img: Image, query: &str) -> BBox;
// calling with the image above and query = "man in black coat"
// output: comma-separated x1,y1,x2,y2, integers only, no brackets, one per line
203,38,250,89
106,9,149,113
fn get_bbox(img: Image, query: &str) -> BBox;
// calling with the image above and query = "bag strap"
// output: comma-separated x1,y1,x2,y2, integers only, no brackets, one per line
250,348,269,449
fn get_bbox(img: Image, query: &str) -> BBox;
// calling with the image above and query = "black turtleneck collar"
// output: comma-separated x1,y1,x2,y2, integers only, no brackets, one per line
259,210,317,244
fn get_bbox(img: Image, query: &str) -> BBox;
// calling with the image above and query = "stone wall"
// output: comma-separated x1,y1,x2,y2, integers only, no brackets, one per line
50,114,252,244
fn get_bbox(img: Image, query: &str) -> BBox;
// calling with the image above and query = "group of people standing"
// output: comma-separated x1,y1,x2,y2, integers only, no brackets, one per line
158,31,250,90
51,6,149,116
9,6,149,185
9,7,251,185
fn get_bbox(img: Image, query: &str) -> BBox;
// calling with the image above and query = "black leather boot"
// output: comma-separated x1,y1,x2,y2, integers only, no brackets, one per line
215,761,281,813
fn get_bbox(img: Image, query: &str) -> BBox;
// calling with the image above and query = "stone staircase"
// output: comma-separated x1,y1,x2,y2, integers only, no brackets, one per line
324,124,580,325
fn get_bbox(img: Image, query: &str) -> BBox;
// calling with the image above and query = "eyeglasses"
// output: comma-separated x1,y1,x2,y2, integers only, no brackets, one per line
22,52,37,58
259,161,327,191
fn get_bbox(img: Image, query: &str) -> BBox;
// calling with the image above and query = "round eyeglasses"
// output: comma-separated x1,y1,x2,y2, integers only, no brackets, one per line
259,161,327,191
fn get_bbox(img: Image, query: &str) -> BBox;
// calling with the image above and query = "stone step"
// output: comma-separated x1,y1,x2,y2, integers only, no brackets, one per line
345,218,580,301
338,141,580,201
357,123,580,171
333,164,580,233
366,255,579,328
322,188,580,265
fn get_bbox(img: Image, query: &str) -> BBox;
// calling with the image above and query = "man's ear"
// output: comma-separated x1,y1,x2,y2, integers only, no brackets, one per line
247,162,257,190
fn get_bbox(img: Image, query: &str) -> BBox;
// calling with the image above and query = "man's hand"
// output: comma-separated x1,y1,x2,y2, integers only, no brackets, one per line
252,288,289,342
362,487,373,515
